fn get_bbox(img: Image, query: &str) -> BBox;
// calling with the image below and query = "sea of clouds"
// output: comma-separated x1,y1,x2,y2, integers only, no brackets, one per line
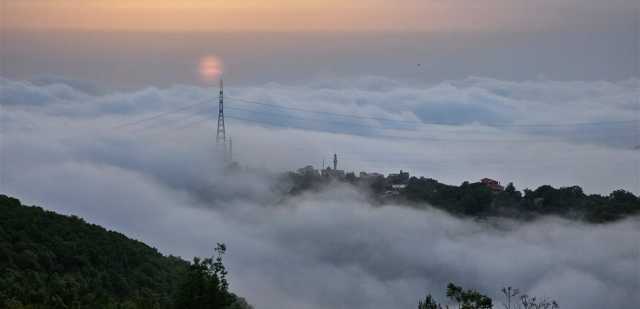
1,76,639,308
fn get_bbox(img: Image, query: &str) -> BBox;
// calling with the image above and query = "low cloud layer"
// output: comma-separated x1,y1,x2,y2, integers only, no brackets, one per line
1,75,638,193
1,76,639,308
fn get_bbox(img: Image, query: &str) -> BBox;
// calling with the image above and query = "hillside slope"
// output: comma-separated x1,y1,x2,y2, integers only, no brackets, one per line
0,194,248,309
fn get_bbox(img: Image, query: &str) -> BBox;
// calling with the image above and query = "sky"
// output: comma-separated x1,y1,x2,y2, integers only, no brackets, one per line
3,0,637,32
1,1,639,308
1,0,638,87
4,0,637,31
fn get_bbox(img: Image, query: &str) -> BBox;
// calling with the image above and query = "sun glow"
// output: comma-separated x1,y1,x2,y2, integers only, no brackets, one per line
198,56,223,83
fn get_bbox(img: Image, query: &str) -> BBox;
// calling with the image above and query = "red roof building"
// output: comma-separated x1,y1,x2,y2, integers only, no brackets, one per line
481,178,505,192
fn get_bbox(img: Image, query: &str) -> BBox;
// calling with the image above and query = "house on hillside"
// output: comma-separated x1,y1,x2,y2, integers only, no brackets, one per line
360,172,383,180
388,170,410,184
322,167,345,178
480,178,504,192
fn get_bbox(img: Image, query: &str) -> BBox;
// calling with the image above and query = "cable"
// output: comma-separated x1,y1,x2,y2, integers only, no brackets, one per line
225,106,420,131
174,102,638,138
226,96,638,128
100,92,639,146
125,102,638,145
227,96,423,124
112,98,211,129
220,113,568,144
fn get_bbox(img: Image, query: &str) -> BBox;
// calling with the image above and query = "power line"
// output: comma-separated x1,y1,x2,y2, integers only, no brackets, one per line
98,91,638,146
112,99,210,129
226,96,638,128
218,114,567,144
108,94,637,134
227,96,422,124
126,103,639,145
225,106,421,131
226,105,640,139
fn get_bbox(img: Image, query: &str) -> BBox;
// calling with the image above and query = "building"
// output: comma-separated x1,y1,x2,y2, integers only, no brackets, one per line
322,167,345,178
360,171,382,178
319,153,346,178
388,170,410,184
481,178,504,192
297,165,319,176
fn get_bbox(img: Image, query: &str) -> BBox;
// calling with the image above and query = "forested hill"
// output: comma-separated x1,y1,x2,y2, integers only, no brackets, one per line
0,195,251,309
284,171,640,223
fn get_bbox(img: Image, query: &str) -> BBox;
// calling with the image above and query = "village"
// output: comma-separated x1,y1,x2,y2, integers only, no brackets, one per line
294,153,506,198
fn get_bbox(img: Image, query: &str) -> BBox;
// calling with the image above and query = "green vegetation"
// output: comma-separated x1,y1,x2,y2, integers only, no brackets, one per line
285,171,640,223
0,195,250,309
0,192,568,309
403,178,640,222
419,284,558,309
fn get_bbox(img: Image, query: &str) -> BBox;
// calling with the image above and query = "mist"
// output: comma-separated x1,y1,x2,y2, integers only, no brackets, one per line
1,76,639,308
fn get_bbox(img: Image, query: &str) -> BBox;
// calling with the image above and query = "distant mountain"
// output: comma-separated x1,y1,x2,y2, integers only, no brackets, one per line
0,195,251,309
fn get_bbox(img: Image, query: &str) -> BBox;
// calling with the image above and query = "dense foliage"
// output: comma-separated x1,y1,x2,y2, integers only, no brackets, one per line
285,172,640,223
402,178,640,222
419,283,492,309
0,195,249,309
419,284,558,309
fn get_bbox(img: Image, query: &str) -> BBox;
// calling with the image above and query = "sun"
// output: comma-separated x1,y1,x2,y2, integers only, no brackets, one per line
199,55,223,82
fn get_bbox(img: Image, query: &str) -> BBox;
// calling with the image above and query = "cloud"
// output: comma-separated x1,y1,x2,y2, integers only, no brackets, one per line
0,77,88,106
29,75,104,95
5,163,640,309
1,75,638,194
1,75,639,308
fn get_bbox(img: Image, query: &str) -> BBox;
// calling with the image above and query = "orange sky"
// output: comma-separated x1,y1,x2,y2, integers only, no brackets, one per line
2,0,510,32
2,0,633,32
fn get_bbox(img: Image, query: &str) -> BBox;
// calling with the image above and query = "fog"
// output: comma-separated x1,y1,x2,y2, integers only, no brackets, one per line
2,75,637,194
1,76,639,308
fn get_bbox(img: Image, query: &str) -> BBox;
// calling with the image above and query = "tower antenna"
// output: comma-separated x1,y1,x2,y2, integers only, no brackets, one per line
216,78,226,146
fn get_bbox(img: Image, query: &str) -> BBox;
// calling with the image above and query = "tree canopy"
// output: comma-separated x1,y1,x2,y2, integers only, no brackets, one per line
285,171,640,223
0,195,250,309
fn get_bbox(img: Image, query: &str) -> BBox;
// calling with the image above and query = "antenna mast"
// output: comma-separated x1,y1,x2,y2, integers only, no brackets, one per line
216,78,226,146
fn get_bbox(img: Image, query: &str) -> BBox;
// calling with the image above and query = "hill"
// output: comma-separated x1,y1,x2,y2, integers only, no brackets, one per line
284,171,640,223
0,195,250,309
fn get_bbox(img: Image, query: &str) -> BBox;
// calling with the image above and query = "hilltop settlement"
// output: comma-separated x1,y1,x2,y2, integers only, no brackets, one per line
283,154,639,223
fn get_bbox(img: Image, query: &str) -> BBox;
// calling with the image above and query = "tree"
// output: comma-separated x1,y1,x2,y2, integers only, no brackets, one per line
173,243,233,309
419,284,559,309
609,189,638,204
418,283,492,309
0,194,190,308
500,286,519,309
500,286,558,309
519,295,558,309
446,283,492,309
418,295,442,309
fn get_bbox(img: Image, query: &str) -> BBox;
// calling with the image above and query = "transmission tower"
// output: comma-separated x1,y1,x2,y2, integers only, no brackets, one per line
216,79,226,146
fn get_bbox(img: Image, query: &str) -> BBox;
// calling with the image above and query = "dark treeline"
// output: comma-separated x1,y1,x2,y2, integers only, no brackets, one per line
1,194,567,308
284,171,640,223
402,178,639,223
0,195,251,309
418,284,558,309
